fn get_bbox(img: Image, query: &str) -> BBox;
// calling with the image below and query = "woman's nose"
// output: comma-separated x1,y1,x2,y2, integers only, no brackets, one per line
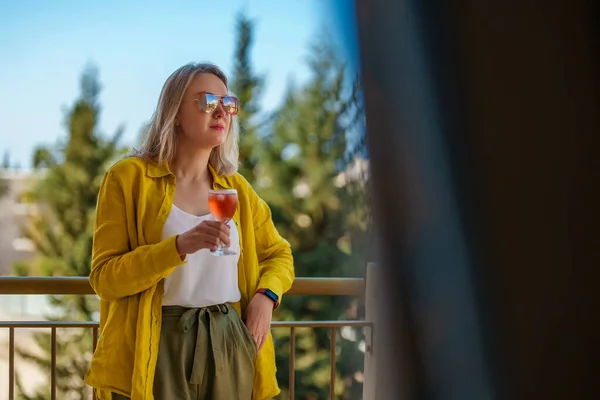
213,101,225,119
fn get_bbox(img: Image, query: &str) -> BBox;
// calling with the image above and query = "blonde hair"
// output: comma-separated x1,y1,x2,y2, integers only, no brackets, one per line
136,63,239,176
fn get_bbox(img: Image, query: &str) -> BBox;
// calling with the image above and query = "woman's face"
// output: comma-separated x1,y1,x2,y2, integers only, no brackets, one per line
177,73,232,150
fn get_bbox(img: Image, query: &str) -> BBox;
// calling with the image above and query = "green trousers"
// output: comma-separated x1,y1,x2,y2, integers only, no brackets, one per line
113,303,257,400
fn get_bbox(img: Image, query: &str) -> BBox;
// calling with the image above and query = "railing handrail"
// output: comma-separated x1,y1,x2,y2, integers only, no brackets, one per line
0,320,372,328
0,276,365,296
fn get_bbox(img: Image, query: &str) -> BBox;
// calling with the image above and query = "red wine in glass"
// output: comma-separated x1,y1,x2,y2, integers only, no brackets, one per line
208,189,238,256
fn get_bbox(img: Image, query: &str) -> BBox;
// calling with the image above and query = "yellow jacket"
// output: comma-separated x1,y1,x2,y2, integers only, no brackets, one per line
83,156,294,400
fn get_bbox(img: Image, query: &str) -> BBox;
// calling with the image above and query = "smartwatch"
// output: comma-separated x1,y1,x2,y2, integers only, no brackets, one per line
257,288,279,308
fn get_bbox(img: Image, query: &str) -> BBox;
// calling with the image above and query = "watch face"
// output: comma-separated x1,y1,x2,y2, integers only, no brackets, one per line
265,289,278,301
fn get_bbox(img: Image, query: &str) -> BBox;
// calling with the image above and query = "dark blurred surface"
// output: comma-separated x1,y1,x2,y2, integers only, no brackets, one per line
353,0,600,398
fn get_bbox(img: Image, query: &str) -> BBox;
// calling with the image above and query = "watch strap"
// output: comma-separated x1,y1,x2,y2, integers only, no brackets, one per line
256,288,279,308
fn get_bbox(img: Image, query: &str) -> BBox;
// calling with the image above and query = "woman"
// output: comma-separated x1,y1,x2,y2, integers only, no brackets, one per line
84,63,295,400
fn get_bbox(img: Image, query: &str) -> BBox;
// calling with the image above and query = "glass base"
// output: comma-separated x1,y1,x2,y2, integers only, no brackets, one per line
210,247,237,256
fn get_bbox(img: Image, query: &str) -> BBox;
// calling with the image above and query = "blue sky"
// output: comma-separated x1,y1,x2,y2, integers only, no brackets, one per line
0,0,354,169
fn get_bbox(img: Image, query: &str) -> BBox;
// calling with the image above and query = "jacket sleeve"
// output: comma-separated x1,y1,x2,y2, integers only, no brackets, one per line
250,185,295,308
89,168,185,301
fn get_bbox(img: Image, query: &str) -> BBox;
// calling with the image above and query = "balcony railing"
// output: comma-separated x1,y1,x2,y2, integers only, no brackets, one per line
0,268,376,400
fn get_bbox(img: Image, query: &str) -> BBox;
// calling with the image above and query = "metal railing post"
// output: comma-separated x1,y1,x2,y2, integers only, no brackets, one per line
362,262,377,400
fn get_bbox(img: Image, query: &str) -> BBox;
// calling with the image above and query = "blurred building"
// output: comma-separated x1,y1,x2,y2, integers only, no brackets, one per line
0,168,41,276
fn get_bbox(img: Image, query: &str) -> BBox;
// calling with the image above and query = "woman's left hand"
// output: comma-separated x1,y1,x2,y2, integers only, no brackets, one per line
244,293,274,352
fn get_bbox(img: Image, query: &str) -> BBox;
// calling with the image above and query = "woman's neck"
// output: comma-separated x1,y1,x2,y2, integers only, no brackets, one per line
170,148,212,183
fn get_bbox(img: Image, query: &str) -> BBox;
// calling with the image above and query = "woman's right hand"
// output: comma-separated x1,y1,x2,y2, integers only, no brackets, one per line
175,220,230,255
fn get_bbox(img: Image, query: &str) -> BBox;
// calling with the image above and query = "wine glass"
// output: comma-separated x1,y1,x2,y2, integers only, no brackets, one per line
207,189,238,256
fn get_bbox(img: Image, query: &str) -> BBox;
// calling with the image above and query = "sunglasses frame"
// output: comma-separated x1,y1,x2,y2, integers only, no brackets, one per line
183,93,239,116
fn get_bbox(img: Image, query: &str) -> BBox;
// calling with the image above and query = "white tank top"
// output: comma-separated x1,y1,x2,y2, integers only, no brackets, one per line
161,204,241,307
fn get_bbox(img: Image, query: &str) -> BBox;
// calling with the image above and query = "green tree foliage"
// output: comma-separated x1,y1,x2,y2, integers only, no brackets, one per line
13,64,126,400
230,12,265,184
255,40,370,399
228,20,370,397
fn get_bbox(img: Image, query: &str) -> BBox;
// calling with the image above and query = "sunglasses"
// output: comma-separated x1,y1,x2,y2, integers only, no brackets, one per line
186,93,239,116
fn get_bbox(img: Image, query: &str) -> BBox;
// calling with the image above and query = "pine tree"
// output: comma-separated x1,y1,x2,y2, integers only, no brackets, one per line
256,41,370,399
13,64,126,400
230,12,264,184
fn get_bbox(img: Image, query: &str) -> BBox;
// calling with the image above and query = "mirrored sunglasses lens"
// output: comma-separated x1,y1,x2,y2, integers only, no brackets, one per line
200,94,218,113
222,96,238,115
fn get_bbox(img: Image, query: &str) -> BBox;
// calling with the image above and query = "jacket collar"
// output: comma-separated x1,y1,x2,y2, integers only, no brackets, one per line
146,160,172,178
146,160,231,189
208,164,232,189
